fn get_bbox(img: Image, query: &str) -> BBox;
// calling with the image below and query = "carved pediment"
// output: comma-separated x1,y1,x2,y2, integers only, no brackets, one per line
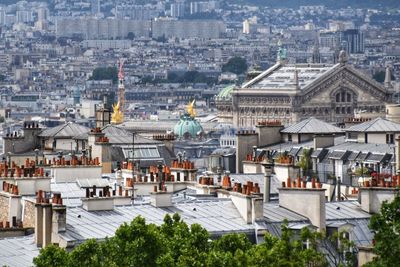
300,65,387,105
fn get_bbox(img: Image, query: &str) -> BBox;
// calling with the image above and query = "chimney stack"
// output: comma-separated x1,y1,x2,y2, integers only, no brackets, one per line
279,184,326,231
263,162,273,203
236,130,258,173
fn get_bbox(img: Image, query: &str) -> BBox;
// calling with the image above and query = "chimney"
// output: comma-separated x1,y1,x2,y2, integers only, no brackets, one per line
230,190,263,224
279,183,326,231
236,130,258,173
263,162,273,203
42,203,52,247
313,134,335,149
150,186,173,207
82,185,114,211
359,187,399,214
34,203,43,247
255,121,283,147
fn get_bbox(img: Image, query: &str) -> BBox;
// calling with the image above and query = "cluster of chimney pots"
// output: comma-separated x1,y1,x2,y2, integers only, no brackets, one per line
152,134,175,141
171,160,195,169
52,156,100,166
257,120,282,126
0,216,22,229
85,185,130,198
0,160,46,178
2,181,19,195
36,190,63,205
362,175,400,188
232,181,261,195
282,177,323,189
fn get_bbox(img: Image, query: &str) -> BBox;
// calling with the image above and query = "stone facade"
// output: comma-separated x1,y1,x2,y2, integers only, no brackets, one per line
217,57,392,128
23,199,36,228
0,194,9,222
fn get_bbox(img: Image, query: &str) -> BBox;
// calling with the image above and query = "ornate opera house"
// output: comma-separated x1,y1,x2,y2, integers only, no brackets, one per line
216,51,395,128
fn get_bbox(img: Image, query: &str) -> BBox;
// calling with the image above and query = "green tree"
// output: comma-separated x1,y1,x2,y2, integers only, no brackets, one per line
33,244,70,267
222,57,248,75
365,194,400,267
34,215,328,267
89,67,118,84
297,148,313,177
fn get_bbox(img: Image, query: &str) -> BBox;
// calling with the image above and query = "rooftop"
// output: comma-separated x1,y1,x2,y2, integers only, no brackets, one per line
346,117,400,133
281,117,344,134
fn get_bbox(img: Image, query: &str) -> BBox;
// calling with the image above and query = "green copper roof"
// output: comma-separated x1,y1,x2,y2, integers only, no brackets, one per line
216,84,235,99
173,114,204,138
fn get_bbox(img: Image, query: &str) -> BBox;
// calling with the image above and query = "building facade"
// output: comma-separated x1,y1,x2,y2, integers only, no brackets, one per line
217,51,393,128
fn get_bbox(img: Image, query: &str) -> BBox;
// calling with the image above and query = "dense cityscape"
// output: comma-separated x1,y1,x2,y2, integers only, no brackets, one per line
0,0,400,266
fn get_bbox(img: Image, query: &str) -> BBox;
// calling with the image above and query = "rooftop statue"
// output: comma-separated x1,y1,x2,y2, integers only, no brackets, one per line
111,102,123,124
277,40,287,62
187,100,196,118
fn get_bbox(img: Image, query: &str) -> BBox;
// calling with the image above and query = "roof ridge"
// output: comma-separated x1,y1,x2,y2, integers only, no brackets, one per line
52,122,70,137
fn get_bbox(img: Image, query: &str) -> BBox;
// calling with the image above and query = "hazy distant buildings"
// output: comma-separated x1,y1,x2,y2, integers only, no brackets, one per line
170,2,185,18
190,1,219,14
91,0,100,16
56,18,151,39
116,5,159,20
152,19,225,39
16,10,33,24
341,29,365,54
56,17,225,40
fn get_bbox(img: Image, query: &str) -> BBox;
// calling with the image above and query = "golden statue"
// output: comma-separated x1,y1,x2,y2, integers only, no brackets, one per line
111,102,124,124
187,100,196,118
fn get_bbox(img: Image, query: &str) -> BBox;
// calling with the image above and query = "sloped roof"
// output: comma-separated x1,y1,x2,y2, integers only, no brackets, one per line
242,62,338,91
101,124,161,145
39,122,90,138
346,117,400,132
281,117,343,134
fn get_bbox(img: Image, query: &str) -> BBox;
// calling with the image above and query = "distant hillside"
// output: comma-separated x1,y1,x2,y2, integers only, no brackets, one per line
229,0,399,9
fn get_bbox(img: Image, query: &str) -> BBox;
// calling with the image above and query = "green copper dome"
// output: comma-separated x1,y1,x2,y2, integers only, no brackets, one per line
173,113,204,139
216,84,235,100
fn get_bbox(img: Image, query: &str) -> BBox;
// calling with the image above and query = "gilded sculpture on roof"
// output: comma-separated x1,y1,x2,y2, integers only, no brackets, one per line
111,102,123,124
187,100,196,118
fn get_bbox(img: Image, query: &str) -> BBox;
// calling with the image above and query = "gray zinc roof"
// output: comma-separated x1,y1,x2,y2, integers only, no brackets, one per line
39,122,90,138
281,117,343,134
346,117,400,132
61,200,254,243
0,235,39,267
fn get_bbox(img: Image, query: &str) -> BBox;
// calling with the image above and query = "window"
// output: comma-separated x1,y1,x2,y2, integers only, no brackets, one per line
386,134,394,144
288,134,292,142
336,93,340,102
347,93,351,102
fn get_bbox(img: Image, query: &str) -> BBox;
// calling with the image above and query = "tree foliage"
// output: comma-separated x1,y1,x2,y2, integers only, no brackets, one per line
89,67,118,84
365,194,400,267
34,214,328,267
222,57,248,75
